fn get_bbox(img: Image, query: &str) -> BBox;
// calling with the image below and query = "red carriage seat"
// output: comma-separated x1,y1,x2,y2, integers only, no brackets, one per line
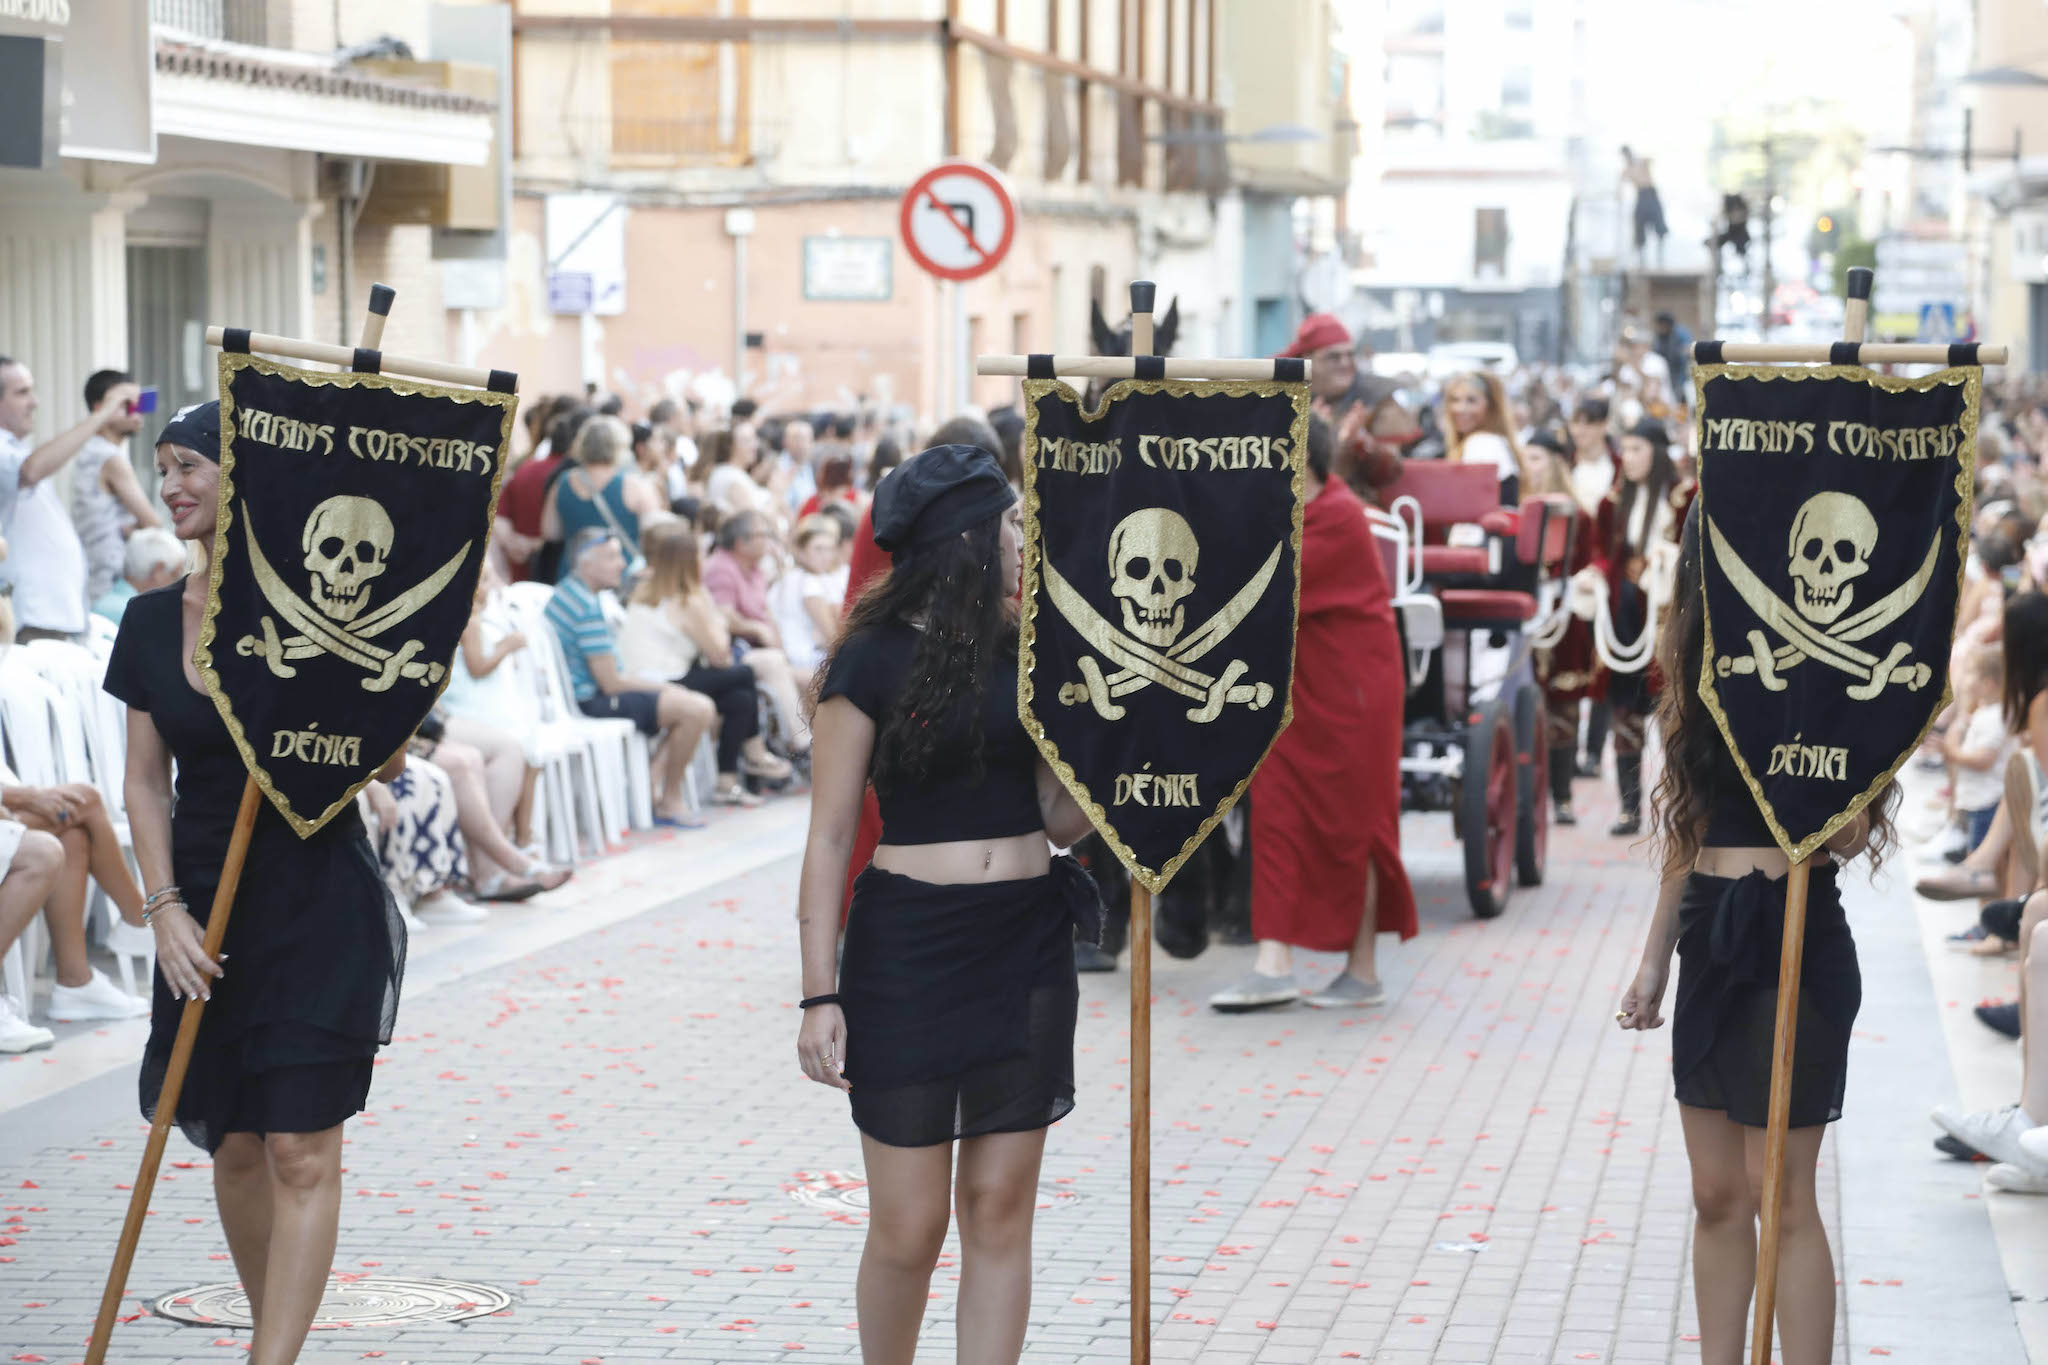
1437,495,1572,631
1379,461,1506,579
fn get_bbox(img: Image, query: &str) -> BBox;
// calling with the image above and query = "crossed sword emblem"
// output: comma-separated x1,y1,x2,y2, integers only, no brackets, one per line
1045,545,1279,724
1707,516,1936,702
233,504,469,693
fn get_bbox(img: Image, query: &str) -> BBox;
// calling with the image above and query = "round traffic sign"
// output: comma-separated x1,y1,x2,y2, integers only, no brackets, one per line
899,162,1016,283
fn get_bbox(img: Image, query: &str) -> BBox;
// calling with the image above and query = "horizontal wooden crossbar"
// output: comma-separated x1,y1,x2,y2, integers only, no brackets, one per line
976,354,1310,383
204,326,515,393
1696,340,2008,367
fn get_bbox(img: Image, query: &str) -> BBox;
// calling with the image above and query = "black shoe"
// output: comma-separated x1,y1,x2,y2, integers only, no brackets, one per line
1555,802,1577,827
1609,815,1641,837
1935,1132,1990,1162
1976,1000,2022,1040
1154,892,1209,960
1074,941,1120,972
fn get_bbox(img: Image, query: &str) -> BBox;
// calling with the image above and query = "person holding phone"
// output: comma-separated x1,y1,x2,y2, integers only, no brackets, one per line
0,356,139,641
73,368,164,605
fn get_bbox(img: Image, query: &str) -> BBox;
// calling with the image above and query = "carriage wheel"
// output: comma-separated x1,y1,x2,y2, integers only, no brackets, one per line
1460,700,1516,919
1514,682,1547,887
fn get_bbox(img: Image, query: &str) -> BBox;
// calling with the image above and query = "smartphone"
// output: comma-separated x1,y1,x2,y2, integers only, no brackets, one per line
129,387,159,416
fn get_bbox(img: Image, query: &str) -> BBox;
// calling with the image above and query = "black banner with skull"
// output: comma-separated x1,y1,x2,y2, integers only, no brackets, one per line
198,353,516,836
1695,363,1978,861
1021,378,1308,892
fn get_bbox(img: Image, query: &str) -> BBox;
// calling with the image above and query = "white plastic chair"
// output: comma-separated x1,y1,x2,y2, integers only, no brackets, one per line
500,591,615,860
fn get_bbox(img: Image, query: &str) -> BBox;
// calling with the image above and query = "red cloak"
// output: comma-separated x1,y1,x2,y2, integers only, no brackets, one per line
1250,478,1419,948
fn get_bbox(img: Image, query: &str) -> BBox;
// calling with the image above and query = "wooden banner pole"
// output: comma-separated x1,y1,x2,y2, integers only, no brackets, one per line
201,325,503,392
1749,266,1869,1365
85,778,263,1363
1126,279,1156,1365
85,289,401,1363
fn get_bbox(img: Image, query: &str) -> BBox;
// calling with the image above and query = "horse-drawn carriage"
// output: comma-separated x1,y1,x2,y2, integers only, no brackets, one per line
1369,463,1577,918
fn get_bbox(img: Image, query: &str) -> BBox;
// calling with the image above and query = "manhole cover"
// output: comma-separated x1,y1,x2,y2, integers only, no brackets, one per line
783,1169,1082,1214
151,1277,512,1329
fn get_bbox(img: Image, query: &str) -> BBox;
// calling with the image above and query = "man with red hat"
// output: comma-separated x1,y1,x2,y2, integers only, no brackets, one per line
1280,312,1412,504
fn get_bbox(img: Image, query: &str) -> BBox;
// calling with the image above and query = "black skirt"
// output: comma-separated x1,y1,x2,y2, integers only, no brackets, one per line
840,857,1101,1148
1672,864,1858,1128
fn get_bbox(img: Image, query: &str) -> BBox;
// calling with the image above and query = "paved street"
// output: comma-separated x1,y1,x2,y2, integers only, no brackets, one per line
0,776,2030,1364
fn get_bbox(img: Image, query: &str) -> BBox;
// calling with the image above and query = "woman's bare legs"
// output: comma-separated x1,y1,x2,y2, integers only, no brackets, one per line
431,741,531,887
212,1132,272,1328
954,1127,1048,1364
1343,862,1382,985
1743,1123,1834,1365
856,1134,953,1365
742,647,811,750
653,687,716,820
511,764,539,847
248,1126,345,1365
1680,1105,1834,1365
0,832,62,962
1680,1104,1757,1365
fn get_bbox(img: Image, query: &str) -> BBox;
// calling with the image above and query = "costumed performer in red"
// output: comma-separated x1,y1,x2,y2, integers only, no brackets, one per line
1209,414,1418,1012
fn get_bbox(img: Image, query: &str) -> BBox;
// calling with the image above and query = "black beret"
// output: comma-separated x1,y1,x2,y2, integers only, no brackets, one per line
1627,417,1670,450
157,400,222,462
871,443,1016,554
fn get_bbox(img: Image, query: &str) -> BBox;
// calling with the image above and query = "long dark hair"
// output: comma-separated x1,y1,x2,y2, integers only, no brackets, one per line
1650,508,1897,875
828,516,1015,792
2003,590,2048,731
1612,425,1678,560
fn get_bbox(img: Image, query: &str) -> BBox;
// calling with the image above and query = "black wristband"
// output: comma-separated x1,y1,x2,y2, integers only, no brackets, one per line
799,993,841,1010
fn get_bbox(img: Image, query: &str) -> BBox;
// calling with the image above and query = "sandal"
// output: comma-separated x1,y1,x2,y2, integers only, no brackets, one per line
740,752,794,783
712,783,763,808
475,873,545,903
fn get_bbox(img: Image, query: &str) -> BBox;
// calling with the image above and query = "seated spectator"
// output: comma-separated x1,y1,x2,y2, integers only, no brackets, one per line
0,818,63,1051
818,501,859,572
867,434,903,491
798,453,861,521
498,403,592,583
545,528,716,829
95,527,185,623
0,761,148,1021
364,759,470,927
634,419,689,513
704,510,785,654
0,355,138,641
770,515,847,676
72,368,161,604
410,713,569,903
1950,645,2015,861
701,426,768,520
444,564,544,850
620,522,796,804
1442,370,1530,503
543,415,665,579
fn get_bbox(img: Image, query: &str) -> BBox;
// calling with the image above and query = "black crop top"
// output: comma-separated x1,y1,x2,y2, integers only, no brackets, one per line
1701,744,1777,848
819,620,1044,845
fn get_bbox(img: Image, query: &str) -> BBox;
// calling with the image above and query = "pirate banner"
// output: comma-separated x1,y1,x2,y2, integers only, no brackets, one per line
1695,363,1978,860
198,353,516,836
1022,379,1308,891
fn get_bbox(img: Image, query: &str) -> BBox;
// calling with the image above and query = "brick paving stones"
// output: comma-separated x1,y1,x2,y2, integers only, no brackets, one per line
0,783,2026,1363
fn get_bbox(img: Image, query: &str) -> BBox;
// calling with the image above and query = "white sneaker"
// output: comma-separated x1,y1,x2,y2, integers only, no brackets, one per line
414,890,488,926
2017,1125,2048,1167
1987,1159,2048,1194
0,995,54,1053
1933,1102,2039,1166
46,968,149,1022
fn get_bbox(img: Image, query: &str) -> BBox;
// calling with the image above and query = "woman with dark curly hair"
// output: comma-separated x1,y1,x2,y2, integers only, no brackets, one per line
793,444,1099,1364
1616,507,1895,1365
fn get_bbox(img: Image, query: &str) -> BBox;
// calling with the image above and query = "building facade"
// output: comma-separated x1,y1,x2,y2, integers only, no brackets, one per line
0,0,506,457
488,0,1351,422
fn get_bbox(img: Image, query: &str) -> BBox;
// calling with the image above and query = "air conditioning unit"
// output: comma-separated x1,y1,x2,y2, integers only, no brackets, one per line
353,60,502,232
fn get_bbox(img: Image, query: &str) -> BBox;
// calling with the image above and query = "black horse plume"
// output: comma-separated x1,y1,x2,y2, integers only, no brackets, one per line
1089,296,1181,359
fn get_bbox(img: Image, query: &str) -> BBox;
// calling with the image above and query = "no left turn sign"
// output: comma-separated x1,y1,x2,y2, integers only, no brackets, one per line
899,162,1016,283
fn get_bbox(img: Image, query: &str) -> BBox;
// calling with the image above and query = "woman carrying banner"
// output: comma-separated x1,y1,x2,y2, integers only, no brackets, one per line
1593,417,1693,836
793,444,1100,1365
1617,509,1890,1365
1525,426,1600,827
106,401,409,1365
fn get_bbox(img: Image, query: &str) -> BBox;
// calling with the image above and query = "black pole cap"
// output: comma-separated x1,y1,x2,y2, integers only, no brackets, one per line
1129,280,1156,314
368,283,396,315
1845,267,1873,301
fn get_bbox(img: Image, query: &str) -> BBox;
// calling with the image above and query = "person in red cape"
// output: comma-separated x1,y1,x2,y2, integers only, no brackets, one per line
1525,424,1603,827
1210,413,1418,1011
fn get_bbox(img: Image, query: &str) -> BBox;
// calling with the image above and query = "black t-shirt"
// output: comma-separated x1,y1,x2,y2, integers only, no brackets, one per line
820,619,1043,845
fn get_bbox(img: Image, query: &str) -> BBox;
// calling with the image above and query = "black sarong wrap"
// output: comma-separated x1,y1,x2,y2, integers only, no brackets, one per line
839,856,1102,1147
1672,862,1859,1128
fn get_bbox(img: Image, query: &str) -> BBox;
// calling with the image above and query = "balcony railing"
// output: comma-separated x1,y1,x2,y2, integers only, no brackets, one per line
151,0,270,46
